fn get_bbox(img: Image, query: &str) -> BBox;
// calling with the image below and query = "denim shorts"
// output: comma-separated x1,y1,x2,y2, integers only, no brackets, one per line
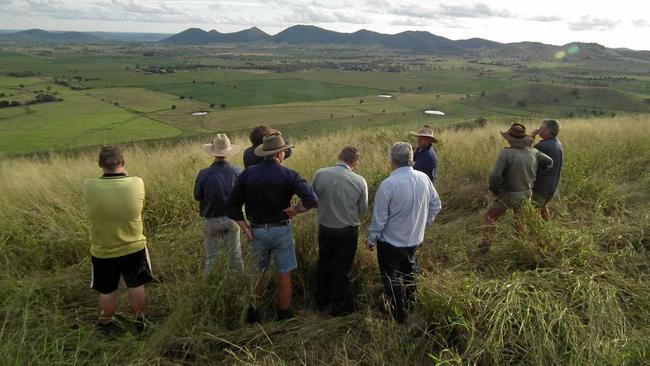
250,223,297,273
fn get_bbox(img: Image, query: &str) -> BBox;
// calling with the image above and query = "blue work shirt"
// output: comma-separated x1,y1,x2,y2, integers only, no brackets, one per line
533,137,563,197
367,166,442,248
194,160,241,218
413,145,437,183
228,159,317,224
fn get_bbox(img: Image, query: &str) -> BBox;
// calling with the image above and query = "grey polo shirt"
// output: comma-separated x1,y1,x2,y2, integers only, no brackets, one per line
312,162,369,229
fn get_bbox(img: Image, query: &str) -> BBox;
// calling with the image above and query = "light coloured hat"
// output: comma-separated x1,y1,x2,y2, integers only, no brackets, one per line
254,132,294,157
501,123,533,148
202,133,240,157
409,124,438,143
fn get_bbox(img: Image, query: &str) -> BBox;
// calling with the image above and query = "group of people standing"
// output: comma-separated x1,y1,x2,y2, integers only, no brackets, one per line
82,119,563,332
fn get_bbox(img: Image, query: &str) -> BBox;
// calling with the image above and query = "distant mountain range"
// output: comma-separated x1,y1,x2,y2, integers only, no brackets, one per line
1,26,648,62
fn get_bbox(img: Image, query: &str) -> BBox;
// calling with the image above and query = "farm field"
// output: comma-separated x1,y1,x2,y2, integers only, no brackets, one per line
1,116,648,365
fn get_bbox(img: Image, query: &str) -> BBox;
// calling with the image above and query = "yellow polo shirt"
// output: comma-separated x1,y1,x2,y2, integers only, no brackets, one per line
83,175,146,258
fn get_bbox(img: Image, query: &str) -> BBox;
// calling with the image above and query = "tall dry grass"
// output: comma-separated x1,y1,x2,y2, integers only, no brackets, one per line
0,115,649,365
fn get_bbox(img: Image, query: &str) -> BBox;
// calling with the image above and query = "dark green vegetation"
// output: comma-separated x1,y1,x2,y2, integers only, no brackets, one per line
1,117,648,365
0,40,649,155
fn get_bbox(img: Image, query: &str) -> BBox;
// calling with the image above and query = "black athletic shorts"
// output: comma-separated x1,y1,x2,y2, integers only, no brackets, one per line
90,248,154,294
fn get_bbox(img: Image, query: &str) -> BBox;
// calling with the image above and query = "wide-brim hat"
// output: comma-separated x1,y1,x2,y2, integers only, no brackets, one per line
409,124,438,143
202,133,240,157
254,132,294,157
501,123,533,148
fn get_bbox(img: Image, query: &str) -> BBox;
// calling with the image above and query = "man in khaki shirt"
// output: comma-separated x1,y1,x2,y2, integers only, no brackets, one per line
478,123,553,254
312,146,368,316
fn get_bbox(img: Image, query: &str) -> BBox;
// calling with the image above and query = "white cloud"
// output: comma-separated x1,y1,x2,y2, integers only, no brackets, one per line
569,16,620,31
632,19,649,27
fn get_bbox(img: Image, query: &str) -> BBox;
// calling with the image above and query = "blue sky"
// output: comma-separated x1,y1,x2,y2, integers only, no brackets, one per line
1,0,648,49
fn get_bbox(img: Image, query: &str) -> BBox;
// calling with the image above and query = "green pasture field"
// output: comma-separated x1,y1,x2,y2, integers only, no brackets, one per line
140,78,384,108
0,87,180,154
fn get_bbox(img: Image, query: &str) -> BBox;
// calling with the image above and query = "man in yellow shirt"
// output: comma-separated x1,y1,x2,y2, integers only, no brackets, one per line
83,145,152,333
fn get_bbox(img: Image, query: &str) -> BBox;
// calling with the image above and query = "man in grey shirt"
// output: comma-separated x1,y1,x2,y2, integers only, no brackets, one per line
312,146,368,316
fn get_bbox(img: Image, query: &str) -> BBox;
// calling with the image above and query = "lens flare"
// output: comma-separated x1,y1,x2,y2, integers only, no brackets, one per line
555,51,566,59
567,45,580,54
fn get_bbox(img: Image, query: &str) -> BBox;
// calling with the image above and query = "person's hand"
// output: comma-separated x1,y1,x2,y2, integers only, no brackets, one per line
531,129,540,138
283,206,298,219
365,242,375,252
242,228,253,241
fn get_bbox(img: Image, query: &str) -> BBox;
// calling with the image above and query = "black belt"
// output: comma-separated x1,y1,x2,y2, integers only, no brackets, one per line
251,220,289,229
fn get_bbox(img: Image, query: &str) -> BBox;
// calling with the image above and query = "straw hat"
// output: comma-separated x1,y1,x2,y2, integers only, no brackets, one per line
254,132,294,157
501,123,533,148
409,124,438,143
202,133,240,157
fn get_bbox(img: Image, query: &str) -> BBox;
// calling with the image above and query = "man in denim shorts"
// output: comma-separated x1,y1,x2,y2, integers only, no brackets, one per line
228,132,318,322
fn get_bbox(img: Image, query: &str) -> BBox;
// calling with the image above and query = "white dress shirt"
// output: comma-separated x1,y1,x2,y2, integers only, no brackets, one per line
367,166,441,247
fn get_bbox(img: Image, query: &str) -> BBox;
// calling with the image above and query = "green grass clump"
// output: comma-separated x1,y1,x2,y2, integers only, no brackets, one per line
0,115,649,365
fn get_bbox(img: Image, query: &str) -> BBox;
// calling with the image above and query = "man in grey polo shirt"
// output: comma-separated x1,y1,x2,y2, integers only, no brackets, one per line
312,146,368,316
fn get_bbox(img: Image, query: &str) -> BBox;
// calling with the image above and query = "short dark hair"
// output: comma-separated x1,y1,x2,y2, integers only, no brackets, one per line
542,119,560,136
249,125,273,146
98,145,124,169
338,146,360,164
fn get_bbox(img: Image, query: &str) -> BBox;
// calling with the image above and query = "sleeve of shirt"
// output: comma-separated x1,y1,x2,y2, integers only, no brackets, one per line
293,171,318,209
427,182,442,226
367,181,391,245
488,150,508,194
358,178,369,217
193,172,203,201
431,150,438,183
535,149,554,172
227,171,246,221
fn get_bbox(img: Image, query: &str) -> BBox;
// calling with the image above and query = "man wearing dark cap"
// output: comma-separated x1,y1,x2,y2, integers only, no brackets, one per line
478,123,553,254
410,125,439,183
531,119,564,220
228,132,318,322
83,145,153,333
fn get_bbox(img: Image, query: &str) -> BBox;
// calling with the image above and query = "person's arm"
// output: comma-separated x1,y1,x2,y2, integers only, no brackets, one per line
291,171,318,211
366,181,391,250
535,149,554,172
431,150,437,183
426,183,442,226
488,150,507,195
193,172,203,201
358,178,369,217
227,172,246,222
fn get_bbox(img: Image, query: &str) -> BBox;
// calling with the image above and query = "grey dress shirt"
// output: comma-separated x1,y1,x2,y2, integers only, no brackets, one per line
312,162,368,229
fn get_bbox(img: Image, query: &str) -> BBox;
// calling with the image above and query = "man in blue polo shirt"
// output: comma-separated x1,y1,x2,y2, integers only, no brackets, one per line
229,132,318,322
531,119,564,220
194,133,243,276
410,125,438,183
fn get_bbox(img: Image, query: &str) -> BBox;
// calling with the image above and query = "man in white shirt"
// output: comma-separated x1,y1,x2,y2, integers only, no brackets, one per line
366,142,442,323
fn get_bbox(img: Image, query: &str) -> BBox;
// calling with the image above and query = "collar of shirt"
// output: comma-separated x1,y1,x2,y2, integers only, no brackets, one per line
390,166,413,176
335,161,352,170
211,159,229,167
416,144,432,153
102,172,127,178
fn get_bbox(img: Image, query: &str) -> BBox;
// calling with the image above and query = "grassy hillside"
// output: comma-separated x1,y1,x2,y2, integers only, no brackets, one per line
1,115,649,365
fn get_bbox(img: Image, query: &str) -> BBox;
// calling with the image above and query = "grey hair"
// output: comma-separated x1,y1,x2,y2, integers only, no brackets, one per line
390,142,413,167
542,119,560,136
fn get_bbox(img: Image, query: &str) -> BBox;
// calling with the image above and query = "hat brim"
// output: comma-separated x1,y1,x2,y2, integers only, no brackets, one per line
254,143,293,157
500,132,533,148
201,144,241,157
409,132,438,143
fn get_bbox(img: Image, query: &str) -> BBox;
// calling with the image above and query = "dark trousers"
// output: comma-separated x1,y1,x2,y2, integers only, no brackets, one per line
316,225,358,315
377,240,418,323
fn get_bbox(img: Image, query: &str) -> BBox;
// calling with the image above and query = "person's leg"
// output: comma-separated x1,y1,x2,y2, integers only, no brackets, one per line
99,291,118,323
377,241,405,323
330,226,358,316
271,224,298,320
127,285,147,317
479,202,508,253
202,218,220,277
402,246,418,309
540,203,550,221
223,218,244,270
316,226,335,310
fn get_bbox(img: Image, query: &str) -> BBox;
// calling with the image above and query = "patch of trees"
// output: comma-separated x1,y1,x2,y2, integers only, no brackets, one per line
5,70,40,77
0,93,61,109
